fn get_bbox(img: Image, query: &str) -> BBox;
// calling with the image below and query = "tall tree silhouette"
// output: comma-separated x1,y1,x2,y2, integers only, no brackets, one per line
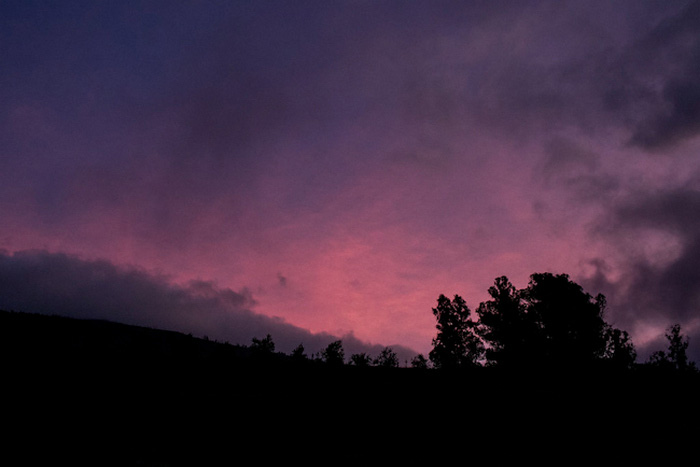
476,273,635,369
429,294,483,369
476,276,533,367
522,273,609,367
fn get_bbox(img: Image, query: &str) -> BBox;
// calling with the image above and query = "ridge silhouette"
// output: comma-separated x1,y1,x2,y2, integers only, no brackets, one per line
1,271,699,464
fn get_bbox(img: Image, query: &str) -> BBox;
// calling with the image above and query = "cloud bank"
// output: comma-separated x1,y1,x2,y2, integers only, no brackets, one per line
0,250,417,363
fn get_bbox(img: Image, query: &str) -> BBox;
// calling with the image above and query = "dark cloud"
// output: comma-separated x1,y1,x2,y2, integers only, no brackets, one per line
435,0,700,152
539,137,601,187
584,186,700,361
616,187,700,235
615,189,700,320
0,250,417,362
517,1,700,363
5,0,691,222
618,1,700,150
630,76,700,150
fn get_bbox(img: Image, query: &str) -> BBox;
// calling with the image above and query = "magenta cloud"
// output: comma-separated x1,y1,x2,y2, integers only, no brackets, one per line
2,1,700,363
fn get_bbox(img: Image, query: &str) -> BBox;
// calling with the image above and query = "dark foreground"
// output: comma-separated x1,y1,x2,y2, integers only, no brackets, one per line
2,310,698,465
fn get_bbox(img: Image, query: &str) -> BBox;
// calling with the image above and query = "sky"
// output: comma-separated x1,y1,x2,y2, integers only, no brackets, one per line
2,0,700,363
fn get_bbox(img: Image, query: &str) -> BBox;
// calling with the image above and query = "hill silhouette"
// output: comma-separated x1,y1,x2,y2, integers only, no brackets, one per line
1,309,440,464
2,309,699,465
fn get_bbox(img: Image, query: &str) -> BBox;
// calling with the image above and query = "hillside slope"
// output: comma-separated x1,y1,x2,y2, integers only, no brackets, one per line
2,309,698,465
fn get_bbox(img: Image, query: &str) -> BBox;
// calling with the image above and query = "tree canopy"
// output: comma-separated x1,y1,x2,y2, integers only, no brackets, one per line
429,294,483,369
322,340,345,366
433,272,638,370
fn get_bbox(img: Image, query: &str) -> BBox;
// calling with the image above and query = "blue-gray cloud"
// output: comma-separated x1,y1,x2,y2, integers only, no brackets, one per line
581,185,700,362
0,250,417,362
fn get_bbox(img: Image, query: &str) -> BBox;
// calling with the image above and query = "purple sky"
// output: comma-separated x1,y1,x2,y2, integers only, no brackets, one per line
2,0,700,363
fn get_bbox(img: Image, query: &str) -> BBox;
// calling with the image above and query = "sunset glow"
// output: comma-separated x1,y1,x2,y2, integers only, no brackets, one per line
2,0,700,362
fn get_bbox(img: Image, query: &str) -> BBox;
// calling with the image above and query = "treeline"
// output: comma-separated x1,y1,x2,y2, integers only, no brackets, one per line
3,279,697,467
245,272,698,375
246,333,413,369
241,271,698,375
426,272,698,374
1,271,696,375
0,308,407,373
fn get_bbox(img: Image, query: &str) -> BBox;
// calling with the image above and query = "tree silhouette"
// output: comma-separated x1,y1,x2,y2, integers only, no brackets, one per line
322,340,345,366
476,276,533,367
522,272,609,367
602,326,637,370
666,324,695,372
350,352,372,367
411,354,429,369
429,294,483,369
374,347,399,368
649,324,696,372
251,334,275,355
471,273,636,370
291,343,307,361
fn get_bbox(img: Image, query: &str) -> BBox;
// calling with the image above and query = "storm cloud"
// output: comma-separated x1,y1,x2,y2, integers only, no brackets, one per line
623,0,700,150
617,189,700,315
577,184,700,361
0,250,415,362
